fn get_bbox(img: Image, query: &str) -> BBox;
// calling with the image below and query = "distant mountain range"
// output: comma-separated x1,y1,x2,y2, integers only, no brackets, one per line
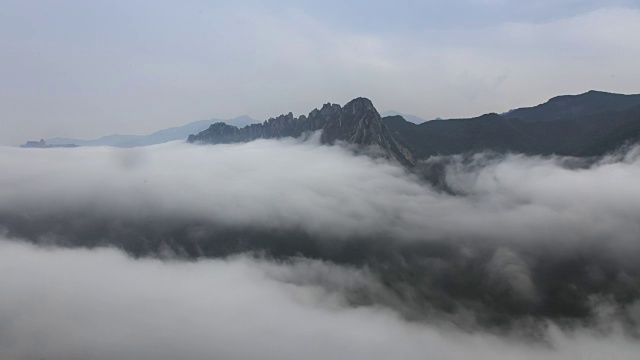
22,90,640,164
190,90,640,166
20,139,79,149
380,110,429,124
29,116,259,148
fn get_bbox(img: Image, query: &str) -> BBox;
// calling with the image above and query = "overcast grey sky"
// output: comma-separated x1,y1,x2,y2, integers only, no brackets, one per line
1,0,639,145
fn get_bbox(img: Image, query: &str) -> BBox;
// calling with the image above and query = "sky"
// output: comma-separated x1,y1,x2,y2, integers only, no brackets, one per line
1,0,640,145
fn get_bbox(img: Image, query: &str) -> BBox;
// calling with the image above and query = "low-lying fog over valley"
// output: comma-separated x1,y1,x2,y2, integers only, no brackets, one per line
3,1,640,358
2,133,640,359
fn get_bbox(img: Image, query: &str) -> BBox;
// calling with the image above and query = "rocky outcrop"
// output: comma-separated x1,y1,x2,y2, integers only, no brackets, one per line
20,139,78,148
188,98,416,167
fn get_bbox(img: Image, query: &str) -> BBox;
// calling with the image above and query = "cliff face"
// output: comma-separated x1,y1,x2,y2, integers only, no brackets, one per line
188,98,416,167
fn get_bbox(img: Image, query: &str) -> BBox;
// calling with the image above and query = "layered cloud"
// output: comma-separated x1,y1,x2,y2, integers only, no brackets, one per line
1,238,639,360
1,138,640,334
2,138,640,248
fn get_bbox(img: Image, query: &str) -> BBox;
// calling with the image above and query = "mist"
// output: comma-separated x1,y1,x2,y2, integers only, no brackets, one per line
3,137,640,246
1,136,640,358
1,239,639,360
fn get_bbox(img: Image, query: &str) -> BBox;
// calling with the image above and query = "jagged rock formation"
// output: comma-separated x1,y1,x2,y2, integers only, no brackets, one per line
188,98,416,167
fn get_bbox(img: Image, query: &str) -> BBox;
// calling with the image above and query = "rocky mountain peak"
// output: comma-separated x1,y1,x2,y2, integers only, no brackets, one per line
343,97,376,114
188,98,416,167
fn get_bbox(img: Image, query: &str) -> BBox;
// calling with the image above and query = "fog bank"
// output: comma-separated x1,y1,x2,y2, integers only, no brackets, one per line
1,239,639,360
1,138,640,349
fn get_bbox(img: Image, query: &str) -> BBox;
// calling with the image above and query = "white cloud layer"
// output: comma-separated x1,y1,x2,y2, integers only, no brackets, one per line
2,137,640,358
1,238,639,360
1,139,640,252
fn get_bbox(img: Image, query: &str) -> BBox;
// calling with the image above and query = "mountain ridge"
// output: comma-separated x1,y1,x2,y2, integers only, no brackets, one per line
20,90,640,163
502,90,640,122
383,100,640,158
380,110,429,124
39,116,259,148
188,98,416,167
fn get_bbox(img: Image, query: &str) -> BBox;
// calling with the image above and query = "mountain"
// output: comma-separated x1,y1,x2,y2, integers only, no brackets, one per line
502,90,640,122
525,104,640,156
383,114,538,158
383,95,640,158
44,116,259,148
23,90,640,162
188,98,416,167
380,110,428,124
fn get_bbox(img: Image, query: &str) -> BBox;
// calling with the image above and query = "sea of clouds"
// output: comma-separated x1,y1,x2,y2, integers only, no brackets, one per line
1,136,639,359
